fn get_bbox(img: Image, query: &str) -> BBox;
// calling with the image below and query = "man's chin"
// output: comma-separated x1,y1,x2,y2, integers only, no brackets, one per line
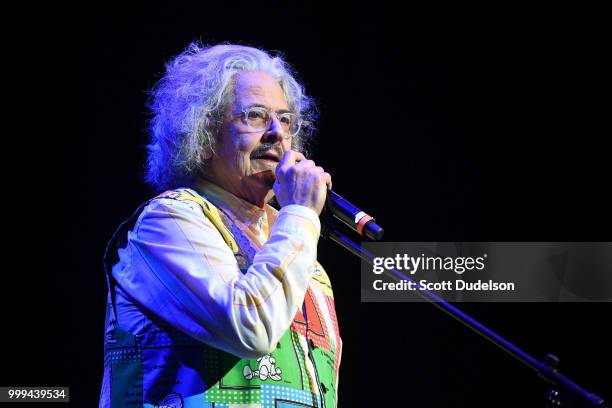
236,171,276,208
241,170,276,205
248,169,276,188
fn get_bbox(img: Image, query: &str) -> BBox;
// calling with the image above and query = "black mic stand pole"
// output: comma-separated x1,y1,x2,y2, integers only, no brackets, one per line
321,222,608,408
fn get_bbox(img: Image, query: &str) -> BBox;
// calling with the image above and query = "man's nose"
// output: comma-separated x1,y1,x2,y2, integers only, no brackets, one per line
262,115,287,143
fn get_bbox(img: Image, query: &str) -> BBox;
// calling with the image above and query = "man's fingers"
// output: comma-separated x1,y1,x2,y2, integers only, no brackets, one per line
293,152,306,162
273,152,332,215
273,180,281,196
276,151,307,180
278,150,305,167
323,172,332,190
295,159,316,170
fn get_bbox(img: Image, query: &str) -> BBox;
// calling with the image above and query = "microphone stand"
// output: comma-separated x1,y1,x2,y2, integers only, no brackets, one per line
320,220,608,407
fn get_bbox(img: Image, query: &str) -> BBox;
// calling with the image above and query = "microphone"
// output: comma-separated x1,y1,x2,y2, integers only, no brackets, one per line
273,143,383,240
324,189,384,241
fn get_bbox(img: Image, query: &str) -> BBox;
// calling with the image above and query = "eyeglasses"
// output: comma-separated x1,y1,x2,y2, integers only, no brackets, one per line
238,106,302,137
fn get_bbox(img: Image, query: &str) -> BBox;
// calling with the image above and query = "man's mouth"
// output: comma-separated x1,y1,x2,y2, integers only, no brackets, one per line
253,150,281,162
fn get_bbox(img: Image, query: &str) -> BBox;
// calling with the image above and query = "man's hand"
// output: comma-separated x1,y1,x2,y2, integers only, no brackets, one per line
273,151,332,215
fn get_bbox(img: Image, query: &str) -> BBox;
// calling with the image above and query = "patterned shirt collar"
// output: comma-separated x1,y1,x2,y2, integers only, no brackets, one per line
192,178,277,241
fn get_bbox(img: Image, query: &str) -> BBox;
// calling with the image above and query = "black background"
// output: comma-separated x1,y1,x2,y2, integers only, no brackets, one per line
3,0,610,406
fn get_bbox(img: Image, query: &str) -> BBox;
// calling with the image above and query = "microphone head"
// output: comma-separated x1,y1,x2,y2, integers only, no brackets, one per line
363,220,384,241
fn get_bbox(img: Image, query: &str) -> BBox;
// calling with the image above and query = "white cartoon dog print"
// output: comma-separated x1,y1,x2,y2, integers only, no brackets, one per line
243,354,282,381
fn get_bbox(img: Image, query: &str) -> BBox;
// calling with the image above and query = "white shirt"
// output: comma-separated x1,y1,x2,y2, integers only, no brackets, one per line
112,179,322,359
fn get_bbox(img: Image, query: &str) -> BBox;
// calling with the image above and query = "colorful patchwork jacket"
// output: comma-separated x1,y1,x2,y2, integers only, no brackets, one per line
99,181,342,407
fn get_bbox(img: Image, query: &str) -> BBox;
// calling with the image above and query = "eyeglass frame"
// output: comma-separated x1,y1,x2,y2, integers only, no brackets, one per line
235,106,303,137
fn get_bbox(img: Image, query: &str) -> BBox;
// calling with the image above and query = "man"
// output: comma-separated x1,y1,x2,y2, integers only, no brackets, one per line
100,43,342,408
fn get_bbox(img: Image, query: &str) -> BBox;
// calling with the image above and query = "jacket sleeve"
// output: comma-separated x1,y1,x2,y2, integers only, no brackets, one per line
112,197,320,359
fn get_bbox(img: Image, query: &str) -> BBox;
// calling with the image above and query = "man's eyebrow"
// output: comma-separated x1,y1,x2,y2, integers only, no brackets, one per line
243,103,292,114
